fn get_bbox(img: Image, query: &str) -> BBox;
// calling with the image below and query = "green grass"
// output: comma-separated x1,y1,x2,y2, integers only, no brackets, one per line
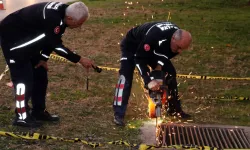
0,0,250,149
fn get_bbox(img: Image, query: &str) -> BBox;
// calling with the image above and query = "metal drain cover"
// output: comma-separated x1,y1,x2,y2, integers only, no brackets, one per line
158,124,250,149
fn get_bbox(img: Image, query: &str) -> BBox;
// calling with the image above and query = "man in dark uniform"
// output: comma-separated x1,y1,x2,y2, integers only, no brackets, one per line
113,21,192,126
0,2,93,127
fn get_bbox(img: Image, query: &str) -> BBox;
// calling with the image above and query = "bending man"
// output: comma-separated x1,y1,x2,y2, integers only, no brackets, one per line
0,2,94,127
113,21,192,126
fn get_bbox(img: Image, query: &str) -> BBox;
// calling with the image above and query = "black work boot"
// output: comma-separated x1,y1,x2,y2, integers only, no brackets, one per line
174,100,191,119
176,111,191,119
167,100,191,119
167,109,191,119
114,115,125,126
166,107,176,116
31,110,59,121
13,116,42,128
166,101,176,116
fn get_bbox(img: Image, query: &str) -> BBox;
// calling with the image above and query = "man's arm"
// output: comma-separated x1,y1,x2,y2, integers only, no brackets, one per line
134,26,161,85
41,7,92,66
39,42,81,64
134,58,151,85
39,49,53,62
135,58,160,91
39,6,67,61
53,44,81,63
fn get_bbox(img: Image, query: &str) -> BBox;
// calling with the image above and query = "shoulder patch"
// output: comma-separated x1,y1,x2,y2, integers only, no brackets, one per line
144,44,150,51
54,26,60,34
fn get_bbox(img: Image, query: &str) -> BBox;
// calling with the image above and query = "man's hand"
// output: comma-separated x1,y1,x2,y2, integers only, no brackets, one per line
79,57,93,69
35,60,48,70
147,80,160,91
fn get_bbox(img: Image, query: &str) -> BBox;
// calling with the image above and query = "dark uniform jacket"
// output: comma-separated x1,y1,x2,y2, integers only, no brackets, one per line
125,21,179,84
0,2,80,63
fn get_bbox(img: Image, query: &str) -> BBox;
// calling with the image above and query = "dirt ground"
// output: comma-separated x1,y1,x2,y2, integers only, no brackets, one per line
140,120,158,144
0,0,250,149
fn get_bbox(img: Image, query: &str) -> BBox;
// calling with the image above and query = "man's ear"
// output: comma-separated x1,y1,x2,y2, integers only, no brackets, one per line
171,36,175,41
66,16,73,21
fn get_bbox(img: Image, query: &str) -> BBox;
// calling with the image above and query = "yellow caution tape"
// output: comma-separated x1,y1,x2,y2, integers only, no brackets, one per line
100,67,250,81
137,72,250,102
49,54,250,81
167,11,171,21
97,66,120,72
0,131,220,149
100,67,250,80
0,65,9,81
1,54,249,82
177,74,250,81
50,54,70,63
107,140,133,147
0,131,101,148
195,96,249,101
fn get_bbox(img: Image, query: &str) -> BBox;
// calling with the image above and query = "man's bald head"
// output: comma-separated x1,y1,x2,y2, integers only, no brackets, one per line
171,29,192,53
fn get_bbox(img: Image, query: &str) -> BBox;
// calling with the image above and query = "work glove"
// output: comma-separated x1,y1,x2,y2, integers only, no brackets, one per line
147,80,160,91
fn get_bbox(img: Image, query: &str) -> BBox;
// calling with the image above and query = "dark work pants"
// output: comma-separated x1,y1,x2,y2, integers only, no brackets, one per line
31,56,48,112
113,49,135,118
1,39,48,119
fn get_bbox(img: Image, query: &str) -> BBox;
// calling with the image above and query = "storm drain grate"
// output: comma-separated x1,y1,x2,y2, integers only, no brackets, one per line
159,124,250,149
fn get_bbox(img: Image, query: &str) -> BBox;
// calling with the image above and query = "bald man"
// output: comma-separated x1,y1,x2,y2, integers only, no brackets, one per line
0,2,94,127
113,22,192,126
